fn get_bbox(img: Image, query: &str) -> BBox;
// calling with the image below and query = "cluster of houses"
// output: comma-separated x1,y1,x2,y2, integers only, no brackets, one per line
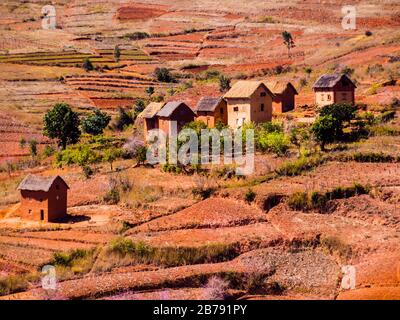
139,74,356,137
14,74,356,223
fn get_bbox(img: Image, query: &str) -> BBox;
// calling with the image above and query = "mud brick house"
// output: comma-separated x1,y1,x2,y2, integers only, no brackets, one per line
155,101,196,136
264,81,298,113
138,102,165,140
313,74,356,107
223,80,274,129
195,97,227,128
17,175,69,222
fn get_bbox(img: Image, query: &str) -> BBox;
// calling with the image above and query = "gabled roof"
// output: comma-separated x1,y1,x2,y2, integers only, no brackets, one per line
195,97,223,112
156,101,194,117
17,175,69,192
223,81,274,99
313,74,357,89
138,102,165,119
264,81,298,95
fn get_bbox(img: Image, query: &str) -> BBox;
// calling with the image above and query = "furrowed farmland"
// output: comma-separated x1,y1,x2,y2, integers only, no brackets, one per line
0,0,400,301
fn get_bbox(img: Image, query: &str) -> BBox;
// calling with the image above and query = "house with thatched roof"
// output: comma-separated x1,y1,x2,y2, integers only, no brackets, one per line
17,175,69,222
223,80,274,129
264,81,298,113
195,97,227,128
313,74,356,107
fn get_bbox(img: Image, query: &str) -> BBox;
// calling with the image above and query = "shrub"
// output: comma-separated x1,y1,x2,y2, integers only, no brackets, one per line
320,236,352,261
352,152,394,163
82,165,94,179
112,108,133,131
82,58,94,71
365,30,373,37
53,249,89,267
103,189,120,204
287,192,311,211
377,110,396,123
257,131,290,156
154,67,175,83
43,145,55,157
0,274,38,296
244,189,256,203
203,276,229,300
219,75,231,92
81,109,111,136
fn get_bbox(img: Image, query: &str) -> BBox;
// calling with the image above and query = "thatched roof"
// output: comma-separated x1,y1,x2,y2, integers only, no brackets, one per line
17,175,69,192
196,97,223,112
157,101,194,117
313,74,356,89
264,81,298,95
138,102,165,119
224,81,273,99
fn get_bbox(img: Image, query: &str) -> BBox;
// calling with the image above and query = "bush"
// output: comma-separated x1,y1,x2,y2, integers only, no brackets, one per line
43,145,55,157
320,236,352,261
244,189,256,203
256,132,290,156
81,109,111,136
82,165,94,179
154,67,175,83
287,192,311,211
53,249,89,267
203,276,229,300
103,189,120,204
82,58,94,71
377,110,396,123
112,108,133,131
352,152,394,163
0,274,38,296
219,75,231,92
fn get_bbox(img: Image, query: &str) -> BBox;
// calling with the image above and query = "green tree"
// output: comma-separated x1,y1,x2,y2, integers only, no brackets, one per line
219,75,231,92
43,103,81,149
113,108,133,131
81,109,111,136
113,45,121,62
311,115,336,151
319,103,357,139
82,58,94,71
282,31,295,58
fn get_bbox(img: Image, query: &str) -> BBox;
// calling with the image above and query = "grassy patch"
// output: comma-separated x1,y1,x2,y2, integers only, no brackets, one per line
0,273,39,296
287,183,370,212
275,155,326,177
94,238,238,271
320,236,352,262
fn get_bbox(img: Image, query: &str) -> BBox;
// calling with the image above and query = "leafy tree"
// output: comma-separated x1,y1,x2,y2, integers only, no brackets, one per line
319,103,357,139
154,67,174,83
113,45,121,62
145,86,155,97
82,58,94,71
219,75,231,92
43,103,81,149
282,31,295,58
311,115,336,151
81,109,111,136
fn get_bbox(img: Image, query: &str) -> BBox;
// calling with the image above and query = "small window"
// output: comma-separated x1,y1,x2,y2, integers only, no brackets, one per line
233,107,239,112
28,209,32,215
56,195,60,201
260,104,265,111
260,92,266,97
327,95,331,101
321,94,325,101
